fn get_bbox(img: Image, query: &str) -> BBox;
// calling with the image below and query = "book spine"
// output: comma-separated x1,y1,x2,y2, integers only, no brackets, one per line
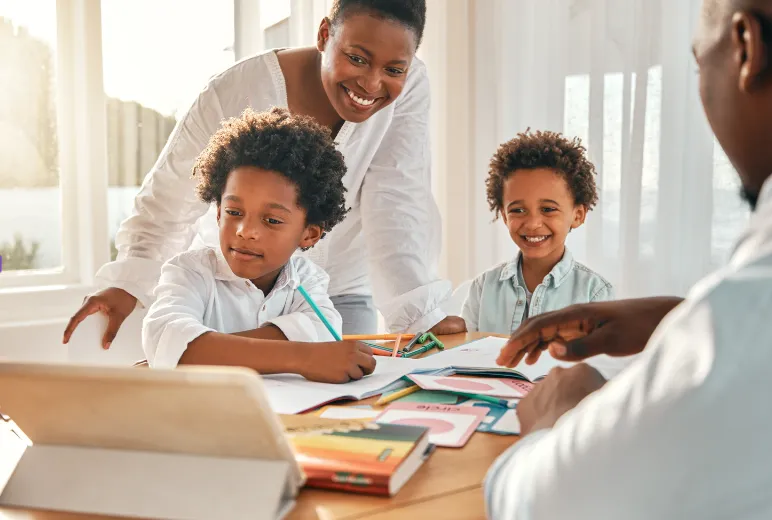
304,470,391,496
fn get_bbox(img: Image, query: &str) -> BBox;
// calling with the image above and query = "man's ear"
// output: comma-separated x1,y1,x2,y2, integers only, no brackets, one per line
299,224,323,249
732,12,767,92
317,17,332,52
571,204,588,229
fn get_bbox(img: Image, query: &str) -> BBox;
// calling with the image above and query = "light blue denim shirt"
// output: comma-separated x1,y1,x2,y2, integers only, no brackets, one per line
462,248,613,334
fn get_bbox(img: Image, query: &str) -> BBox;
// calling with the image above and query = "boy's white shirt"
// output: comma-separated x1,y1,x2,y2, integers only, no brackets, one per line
96,50,451,333
141,246,341,368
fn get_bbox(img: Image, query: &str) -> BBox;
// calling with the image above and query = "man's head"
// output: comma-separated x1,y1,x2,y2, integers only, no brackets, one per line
193,108,348,288
695,0,772,209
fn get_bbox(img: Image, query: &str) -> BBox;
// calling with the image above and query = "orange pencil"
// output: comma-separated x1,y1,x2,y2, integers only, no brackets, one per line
343,333,415,341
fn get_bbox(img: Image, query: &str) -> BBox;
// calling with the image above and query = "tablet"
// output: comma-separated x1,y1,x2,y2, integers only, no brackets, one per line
0,362,303,492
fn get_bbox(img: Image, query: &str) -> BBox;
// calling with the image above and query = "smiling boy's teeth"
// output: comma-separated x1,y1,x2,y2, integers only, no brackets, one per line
346,89,375,106
524,236,548,243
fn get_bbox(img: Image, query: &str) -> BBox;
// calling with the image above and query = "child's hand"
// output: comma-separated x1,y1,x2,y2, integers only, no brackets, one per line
429,316,467,336
297,341,376,384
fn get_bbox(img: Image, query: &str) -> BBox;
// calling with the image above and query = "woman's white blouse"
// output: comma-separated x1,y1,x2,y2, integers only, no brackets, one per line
96,50,451,332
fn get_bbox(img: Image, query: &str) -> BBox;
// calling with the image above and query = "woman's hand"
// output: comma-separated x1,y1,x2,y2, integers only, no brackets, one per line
63,288,138,349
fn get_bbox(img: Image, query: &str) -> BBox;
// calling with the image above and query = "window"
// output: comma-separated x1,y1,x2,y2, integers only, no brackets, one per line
0,0,316,325
0,1,61,274
102,1,236,260
262,0,290,49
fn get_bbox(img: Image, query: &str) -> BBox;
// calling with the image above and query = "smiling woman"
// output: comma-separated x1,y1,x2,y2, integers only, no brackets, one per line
63,0,466,349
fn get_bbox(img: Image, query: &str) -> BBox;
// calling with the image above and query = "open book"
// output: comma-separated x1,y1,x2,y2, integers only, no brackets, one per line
263,337,569,414
410,336,572,382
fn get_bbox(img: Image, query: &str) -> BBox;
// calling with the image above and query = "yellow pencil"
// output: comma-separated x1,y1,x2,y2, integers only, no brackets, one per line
375,385,420,406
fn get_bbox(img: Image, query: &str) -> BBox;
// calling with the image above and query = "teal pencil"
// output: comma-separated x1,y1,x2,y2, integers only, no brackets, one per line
453,392,517,409
297,285,342,341
402,341,437,358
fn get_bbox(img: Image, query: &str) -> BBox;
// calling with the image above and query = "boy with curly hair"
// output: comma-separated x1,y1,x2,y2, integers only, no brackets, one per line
462,130,613,334
142,107,375,383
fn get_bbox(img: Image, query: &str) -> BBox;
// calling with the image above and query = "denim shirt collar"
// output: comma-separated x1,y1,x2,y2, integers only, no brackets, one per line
499,248,575,288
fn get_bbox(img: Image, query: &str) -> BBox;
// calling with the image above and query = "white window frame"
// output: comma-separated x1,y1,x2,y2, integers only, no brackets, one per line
0,0,333,324
0,0,109,323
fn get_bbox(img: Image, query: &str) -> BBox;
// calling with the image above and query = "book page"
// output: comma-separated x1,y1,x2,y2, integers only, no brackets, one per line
412,336,569,381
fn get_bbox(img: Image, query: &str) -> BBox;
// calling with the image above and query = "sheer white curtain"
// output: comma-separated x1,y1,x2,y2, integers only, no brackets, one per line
464,0,749,298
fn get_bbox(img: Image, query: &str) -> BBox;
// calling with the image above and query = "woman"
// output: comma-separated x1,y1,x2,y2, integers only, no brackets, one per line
63,0,465,347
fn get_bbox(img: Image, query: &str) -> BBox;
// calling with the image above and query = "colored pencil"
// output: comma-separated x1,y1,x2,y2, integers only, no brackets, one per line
297,285,342,341
453,392,517,409
401,333,425,353
375,385,420,406
401,341,438,358
342,334,416,341
391,334,403,358
363,342,403,357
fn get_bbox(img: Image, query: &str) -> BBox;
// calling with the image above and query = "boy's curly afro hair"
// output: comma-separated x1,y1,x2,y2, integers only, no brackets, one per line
486,130,599,219
193,107,349,235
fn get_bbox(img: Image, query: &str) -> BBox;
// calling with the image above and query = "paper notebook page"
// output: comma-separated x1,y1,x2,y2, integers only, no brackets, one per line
412,336,570,381
514,350,572,381
412,337,508,371
262,356,420,414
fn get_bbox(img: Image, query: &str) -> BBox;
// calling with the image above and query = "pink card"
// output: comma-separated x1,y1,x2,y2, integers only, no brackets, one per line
504,380,534,395
375,402,487,448
407,374,529,398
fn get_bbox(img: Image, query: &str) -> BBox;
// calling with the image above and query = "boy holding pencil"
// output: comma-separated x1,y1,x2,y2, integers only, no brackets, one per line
142,108,375,383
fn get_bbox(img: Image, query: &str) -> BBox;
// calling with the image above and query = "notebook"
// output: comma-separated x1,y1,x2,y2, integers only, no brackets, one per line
262,337,563,415
412,336,571,382
375,403,487,448
406,374,529,398
287,421,431,497
262,357,421,414
459,400,522,435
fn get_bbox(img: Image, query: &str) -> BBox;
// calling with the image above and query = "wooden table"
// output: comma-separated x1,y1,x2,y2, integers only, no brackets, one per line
0,333,516,519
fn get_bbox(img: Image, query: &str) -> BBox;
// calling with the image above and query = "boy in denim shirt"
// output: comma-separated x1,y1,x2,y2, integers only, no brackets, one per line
462,130,613,334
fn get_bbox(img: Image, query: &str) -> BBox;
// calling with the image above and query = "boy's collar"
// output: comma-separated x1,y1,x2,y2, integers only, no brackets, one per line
213,247,300,291
500,248,575,288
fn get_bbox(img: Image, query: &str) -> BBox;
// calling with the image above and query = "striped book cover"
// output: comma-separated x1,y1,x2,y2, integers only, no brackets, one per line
287,422,431,496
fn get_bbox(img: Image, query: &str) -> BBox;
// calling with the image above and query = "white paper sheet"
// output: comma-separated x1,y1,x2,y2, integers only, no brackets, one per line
262,357,421,414
413,336,569,382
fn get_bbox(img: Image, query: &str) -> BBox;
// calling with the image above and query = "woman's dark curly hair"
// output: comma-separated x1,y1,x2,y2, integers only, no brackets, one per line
194,107,349,235
486,130,599,219
329,0,427,48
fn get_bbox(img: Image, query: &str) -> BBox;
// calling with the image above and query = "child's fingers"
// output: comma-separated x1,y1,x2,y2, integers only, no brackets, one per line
356,341,373,356
347,363,365,381
356,350,377,375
